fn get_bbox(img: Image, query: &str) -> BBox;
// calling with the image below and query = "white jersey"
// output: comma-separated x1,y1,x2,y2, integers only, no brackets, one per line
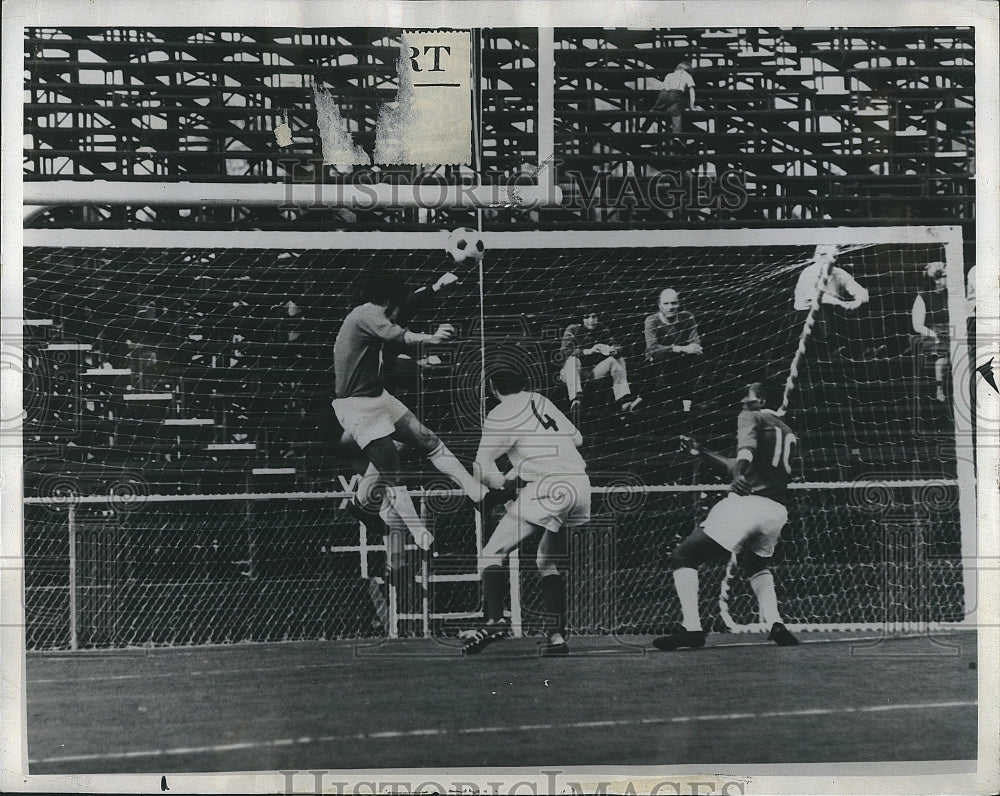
661,70,695,92
793,263,865,310
477,391,586,482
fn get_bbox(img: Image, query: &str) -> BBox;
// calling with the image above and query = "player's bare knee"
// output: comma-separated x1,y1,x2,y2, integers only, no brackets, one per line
394,412,441,454
364,438,403,484
414,428,441,454
669,546,696,570
536,549,561,577
671,530,727,570
741,549,771,578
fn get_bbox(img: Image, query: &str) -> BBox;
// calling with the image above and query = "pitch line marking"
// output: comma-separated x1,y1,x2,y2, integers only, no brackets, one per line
28,700,976,765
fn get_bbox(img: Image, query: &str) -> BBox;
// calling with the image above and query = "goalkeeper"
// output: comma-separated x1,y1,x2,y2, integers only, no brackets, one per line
653,382,799,651
329,263,487,552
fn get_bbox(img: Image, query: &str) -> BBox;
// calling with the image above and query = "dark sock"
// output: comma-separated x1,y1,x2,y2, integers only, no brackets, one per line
346,499,387,536
540,573,567,637
483,565,507,623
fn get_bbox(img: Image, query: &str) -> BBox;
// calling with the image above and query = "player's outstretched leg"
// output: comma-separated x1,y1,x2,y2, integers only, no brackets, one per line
394,412,487,503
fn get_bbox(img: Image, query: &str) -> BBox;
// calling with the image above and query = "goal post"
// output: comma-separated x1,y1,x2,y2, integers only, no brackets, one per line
19,225,976,648
22,181,564,210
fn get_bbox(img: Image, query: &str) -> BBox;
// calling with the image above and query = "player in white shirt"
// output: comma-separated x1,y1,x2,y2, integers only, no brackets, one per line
462,370,592,656
792,244,869,312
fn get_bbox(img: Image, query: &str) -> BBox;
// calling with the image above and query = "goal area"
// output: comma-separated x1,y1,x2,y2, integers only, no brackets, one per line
20,226,975,648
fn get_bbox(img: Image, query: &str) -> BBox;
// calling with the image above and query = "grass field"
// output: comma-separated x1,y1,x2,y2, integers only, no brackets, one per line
26,631,977,775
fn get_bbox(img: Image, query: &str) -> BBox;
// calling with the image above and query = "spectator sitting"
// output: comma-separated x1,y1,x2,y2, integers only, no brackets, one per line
792,244,870,363
643,288,704,412
912,261,950,403
559,303,642,414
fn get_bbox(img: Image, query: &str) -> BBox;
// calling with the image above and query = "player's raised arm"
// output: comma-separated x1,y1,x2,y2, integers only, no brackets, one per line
837,267,870,309
474,431,513,491
398,270,461,323
679,435,735,473
404,323,454,347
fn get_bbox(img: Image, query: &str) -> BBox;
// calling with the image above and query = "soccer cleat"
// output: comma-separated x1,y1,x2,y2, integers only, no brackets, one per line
462,620,509,655
768,622,799,647
652,629,707,651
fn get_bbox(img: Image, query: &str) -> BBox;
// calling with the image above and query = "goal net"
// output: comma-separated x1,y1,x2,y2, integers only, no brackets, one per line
21,227,974,648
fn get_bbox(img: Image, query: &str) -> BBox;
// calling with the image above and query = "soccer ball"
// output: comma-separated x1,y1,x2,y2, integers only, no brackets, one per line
445,227,486,264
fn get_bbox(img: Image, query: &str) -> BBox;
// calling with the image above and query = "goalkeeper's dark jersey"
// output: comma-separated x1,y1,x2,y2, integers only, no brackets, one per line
736,409,797,501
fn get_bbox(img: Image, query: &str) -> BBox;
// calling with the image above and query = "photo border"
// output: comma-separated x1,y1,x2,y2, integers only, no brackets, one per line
3,2,998,794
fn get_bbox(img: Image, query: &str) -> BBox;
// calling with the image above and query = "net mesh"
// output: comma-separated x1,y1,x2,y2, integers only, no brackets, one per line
24,484,964,650
24,240,960,494
21,232,971,648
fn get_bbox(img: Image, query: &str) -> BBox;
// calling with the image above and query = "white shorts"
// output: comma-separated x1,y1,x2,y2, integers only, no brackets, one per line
508,475,592,533
701,493,788,558
331,391,410,449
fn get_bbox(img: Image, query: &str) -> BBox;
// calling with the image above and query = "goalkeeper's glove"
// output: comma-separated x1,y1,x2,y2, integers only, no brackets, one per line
433,271,460,292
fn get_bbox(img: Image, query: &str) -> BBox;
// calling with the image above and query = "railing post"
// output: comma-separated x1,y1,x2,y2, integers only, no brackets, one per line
68,504,78,651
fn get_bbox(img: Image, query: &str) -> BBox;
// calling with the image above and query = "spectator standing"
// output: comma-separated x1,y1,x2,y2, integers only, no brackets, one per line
641,61,696,135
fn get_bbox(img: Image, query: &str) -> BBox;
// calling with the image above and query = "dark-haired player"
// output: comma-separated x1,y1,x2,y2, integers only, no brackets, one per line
462,370,591,657
332,267,486,551
653,382,799,651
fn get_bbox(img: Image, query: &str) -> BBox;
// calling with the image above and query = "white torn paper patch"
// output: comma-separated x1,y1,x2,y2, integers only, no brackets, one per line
274,118,292,147
374,31,472,166
314,84,371,165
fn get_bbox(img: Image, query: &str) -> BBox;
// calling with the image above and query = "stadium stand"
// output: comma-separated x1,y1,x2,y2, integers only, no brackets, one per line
23,27,538,230
551,27,974,236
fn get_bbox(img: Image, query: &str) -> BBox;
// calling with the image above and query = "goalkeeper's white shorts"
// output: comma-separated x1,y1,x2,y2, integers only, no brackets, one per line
332,391,410,449
508,475,592,533
701,494,788,558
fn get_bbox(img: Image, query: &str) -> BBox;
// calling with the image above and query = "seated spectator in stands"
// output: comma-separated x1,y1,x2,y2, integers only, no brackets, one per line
912,262,950,403
560,304,642,414
641,61,696,135
792,244,870,364
644,288,704,411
